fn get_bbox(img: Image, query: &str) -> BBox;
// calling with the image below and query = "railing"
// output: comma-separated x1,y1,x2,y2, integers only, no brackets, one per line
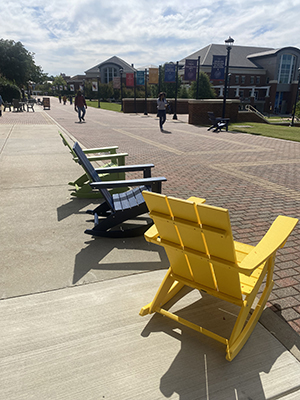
245,104,269,123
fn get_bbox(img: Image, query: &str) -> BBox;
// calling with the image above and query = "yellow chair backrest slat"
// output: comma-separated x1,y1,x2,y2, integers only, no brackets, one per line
144,191,243,300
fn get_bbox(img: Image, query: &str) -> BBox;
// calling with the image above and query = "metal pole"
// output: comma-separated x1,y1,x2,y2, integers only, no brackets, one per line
291,68,300,126
144,69,148,115
134,71,137,113
120,69,123,111
97,77,100,108
222,42,233,119
196,56,200,99
173,61,178,120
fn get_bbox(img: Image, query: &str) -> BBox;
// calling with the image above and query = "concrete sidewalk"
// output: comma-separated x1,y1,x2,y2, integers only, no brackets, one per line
1,103,300,399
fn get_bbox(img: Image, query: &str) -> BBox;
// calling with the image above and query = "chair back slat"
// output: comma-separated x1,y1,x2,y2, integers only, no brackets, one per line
196,203,241,299
168,198,218,289
144,192,243,300
73,142,114,211
143,192,194,281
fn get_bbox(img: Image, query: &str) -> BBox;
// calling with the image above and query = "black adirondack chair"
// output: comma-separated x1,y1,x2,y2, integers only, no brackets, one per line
207,111,230,132
73,142,167,237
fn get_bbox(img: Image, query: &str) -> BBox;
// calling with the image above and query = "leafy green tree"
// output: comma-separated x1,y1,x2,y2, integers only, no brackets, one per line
0,39,46,86
0,76,21,101
295,100,300,119
179,85,189,98
188,72,216,99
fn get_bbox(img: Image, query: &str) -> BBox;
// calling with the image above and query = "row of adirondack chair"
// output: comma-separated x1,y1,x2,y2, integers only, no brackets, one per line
60,131,298,361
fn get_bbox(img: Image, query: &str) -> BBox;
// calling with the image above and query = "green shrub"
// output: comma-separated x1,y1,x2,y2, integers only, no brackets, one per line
0,77,21,102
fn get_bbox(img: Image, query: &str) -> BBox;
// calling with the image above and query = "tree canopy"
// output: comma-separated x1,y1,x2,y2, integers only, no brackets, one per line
0,39,47,86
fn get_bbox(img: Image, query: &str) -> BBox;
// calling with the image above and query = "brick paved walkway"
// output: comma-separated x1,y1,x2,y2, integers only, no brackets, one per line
1,98,300,334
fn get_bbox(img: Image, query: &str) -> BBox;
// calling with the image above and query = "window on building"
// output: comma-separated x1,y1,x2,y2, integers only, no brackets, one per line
235,75,239,84
241,76,246,84
256,76,261,85
103,67,118,84
239,89,244,98
278,54,296,84
250,76,254,84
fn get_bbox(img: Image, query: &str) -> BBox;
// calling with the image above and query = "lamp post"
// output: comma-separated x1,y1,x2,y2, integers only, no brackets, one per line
291,67,300,126
222,36,234,119
120,68,123,111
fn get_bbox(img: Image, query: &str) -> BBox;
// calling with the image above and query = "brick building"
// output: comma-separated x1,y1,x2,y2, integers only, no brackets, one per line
181,44,300,114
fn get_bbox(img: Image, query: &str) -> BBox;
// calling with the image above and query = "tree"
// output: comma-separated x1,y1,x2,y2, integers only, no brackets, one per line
0,39,46,86
188,72,216,99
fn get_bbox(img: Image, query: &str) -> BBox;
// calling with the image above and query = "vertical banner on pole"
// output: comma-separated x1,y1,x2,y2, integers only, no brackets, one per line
70,84,75,92
164,63,176,82
211,55,226,80
126,73,134,87
149,68,159,84
92,81,98,91
136,71,145,85
184,59,197,81
113,77,121,89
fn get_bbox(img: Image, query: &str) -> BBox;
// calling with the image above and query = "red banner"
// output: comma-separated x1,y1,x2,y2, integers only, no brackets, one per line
126,73,134,87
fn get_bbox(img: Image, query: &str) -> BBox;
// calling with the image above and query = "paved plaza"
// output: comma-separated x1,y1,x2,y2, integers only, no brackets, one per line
1,99,300,399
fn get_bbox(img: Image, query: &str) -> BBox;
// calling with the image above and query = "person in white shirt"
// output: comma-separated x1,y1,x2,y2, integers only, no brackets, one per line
157,92,167,132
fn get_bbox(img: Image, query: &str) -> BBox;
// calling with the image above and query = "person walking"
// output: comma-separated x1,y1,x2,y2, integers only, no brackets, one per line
157,92,167,132
74,90,87,123
0,94,3,117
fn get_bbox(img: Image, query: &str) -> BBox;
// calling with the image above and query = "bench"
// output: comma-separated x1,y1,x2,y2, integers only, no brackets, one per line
207,111,230,132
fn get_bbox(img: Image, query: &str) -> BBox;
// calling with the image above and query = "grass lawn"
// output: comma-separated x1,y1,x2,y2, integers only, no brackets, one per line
230,122,300,142
86,100,122,112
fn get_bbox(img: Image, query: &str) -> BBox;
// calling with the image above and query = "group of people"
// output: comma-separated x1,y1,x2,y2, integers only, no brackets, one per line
57,90,168,128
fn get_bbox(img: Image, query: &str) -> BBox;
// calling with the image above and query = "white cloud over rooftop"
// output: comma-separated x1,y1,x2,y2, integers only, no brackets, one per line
1,0,299,76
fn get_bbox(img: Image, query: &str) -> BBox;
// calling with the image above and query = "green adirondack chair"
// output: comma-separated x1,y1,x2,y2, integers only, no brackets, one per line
59,131,129,198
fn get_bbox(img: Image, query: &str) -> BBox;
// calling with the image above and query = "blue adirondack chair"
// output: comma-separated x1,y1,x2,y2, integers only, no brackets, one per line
73,142,167,237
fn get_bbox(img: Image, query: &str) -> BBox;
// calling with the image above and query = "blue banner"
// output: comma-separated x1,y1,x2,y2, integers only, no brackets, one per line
211,55,226,80
136,71,145,85
164,63,176,83
184,59,197,81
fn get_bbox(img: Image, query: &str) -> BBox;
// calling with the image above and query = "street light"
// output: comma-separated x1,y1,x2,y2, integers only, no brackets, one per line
120,68,123,111
222,36,234,119
291,67,300,126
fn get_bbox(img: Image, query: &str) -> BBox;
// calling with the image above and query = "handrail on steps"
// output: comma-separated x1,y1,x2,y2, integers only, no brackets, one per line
245,104,269,123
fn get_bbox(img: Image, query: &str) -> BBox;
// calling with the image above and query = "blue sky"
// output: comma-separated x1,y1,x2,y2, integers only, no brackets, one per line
1,0,300,77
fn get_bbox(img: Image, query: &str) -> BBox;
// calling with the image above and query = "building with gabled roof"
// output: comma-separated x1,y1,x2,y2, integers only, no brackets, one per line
180,44,300,114
85,56,136,83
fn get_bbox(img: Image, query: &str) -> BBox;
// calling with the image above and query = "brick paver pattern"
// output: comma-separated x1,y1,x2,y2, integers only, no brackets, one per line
1,99,300,334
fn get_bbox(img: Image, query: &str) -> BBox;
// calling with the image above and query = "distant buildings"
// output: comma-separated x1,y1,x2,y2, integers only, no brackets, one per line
66,44,300,114
181,44,300,114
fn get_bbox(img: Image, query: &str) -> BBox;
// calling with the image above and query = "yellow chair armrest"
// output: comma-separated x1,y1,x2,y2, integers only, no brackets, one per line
187,196,206,204
144,224,161,244
238,215,298,274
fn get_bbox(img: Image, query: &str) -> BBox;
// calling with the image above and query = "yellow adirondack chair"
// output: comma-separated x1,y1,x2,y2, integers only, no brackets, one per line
140,192,298,361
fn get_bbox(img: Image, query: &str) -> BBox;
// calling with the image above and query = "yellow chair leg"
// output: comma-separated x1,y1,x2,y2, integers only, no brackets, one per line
140,269,185,316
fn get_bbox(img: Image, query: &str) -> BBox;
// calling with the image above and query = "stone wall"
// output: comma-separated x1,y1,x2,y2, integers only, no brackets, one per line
122,98,189,114
188,99,240,125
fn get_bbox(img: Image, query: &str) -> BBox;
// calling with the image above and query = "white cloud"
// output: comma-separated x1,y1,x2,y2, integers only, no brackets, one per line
1,0,300,76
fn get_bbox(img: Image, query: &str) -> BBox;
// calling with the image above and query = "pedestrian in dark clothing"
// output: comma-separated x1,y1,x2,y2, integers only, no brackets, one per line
74,90,87,122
